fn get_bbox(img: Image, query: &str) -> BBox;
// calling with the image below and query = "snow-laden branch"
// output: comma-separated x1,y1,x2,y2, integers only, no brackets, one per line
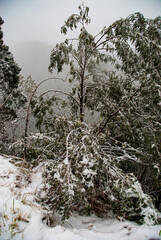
39,89,79,106
24,77,68,160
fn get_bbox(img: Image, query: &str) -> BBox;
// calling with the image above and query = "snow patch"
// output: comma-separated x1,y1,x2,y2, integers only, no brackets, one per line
0,155,161,240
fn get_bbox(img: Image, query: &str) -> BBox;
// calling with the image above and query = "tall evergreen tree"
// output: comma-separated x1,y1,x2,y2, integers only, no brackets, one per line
0,17,26,152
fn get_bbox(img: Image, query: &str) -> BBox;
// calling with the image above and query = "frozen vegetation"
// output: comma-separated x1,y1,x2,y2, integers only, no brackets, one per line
0,155,161,240
0,5,161,240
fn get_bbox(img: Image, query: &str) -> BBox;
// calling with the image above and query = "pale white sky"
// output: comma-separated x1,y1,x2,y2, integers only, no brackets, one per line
1,0,161,47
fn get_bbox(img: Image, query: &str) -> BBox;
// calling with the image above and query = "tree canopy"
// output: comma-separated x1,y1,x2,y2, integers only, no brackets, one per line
48,5,160,128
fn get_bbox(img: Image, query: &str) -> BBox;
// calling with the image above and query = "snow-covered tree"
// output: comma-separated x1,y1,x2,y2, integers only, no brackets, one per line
28,5,161,223
9,76,37,157
0,17,26,153
48,6,160,126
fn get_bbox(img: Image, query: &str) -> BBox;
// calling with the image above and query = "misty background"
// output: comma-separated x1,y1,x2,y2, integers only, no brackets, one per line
1,0,161,89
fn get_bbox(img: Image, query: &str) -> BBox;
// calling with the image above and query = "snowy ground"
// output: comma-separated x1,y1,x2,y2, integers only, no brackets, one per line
0,155,161,240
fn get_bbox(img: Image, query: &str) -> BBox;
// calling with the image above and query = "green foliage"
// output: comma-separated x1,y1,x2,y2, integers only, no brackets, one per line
114,173,157,225
159,230,161,236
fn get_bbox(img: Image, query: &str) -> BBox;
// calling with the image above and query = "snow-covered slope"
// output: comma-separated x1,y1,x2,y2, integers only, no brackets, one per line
0,155,160,240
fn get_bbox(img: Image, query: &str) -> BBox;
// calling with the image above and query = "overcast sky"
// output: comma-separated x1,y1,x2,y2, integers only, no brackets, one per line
1,0,161,47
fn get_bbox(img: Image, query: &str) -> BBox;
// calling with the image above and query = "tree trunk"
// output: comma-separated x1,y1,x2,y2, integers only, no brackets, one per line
80,74,84,122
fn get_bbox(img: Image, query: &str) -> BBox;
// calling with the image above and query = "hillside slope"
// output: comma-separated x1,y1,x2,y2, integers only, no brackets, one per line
0,155,161,240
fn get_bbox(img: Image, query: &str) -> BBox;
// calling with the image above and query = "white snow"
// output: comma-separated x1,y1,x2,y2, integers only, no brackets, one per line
0,155,161,240
80,156,88,164
83,168,96,177
64,157,69,165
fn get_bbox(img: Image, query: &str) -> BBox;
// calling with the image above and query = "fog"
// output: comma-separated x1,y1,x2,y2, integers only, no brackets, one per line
1,0,161,47
0,0,161,88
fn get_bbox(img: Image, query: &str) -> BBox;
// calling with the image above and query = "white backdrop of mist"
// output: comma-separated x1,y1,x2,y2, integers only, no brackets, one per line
0,0,161,90
1,0,161,47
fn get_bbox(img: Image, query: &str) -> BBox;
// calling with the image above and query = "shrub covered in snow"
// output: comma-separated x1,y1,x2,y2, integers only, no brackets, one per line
114,173,158,225
36,121,158,225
